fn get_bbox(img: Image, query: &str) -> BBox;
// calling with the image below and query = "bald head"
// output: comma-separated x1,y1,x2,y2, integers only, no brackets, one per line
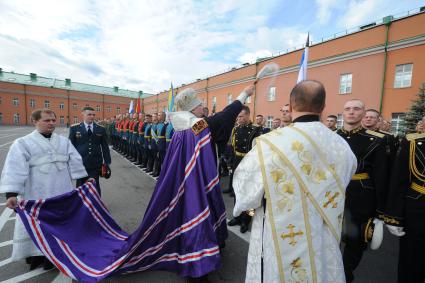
290,80,326,113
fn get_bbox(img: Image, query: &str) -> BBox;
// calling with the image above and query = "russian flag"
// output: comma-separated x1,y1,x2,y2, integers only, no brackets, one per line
297,33,309,83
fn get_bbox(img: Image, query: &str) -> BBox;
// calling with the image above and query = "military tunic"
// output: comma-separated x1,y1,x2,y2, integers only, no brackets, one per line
69,122,111,195
385,133,425,283
337,126,388,282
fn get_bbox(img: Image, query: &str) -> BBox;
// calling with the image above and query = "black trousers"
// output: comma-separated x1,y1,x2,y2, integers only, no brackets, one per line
77,168,101,196
397,196,425,283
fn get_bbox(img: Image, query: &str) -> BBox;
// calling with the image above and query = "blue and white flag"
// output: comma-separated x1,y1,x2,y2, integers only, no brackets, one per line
128,100,134,114
297,34,309,83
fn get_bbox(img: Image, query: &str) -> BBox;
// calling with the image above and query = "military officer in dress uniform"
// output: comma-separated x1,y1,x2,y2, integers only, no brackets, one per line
337,100,388,283
362,109,399,162
254,114,270,134
69,106,111,195
326,114,338,131
152,112,166,177
226,106,261,233
385,128,425,283
135,113,144,166
142,115,152,170
165,118,174,151
147,114,158,174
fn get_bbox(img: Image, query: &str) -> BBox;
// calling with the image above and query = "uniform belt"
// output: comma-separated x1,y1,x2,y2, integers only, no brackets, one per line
234,150,247,157
410,182,425,194
166,139,172,142
351,173,370,180
139,132,145,135
133,131,138,134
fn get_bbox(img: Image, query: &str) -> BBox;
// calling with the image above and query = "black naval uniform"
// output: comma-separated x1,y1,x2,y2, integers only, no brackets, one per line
69,122,111,195
385,133,425,283
337,126,388,282
227,123,261,233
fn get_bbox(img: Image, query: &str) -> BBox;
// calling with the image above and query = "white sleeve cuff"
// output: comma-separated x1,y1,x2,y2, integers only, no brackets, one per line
236,91,249,104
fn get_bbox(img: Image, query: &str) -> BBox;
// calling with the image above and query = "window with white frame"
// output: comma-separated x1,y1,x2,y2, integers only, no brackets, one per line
266,116,273,128
60,116,65,125
96,105,101,112
73,116,78,124
267,86,276,101
391,113,406,135
227,94,232,105
29,99,36,108
106,106,111,112
59,102,64,109
44,100,50,108
13,113,20,125
72,103,78,109
116,107,121,113
339,74,352,94
337,114,344,128
394,64,413,88
13,97,19,106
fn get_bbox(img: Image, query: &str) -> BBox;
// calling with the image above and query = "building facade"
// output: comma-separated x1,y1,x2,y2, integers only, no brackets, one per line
0,10,424,133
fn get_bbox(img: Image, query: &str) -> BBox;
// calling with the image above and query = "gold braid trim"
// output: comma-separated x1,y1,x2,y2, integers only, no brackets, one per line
410,140,425,182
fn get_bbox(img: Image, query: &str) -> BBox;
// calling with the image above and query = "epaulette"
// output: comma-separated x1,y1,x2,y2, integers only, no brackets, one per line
379,130,396,137
406,133,425,141
192,119,208,136
365,129,385,138
95,122,104,128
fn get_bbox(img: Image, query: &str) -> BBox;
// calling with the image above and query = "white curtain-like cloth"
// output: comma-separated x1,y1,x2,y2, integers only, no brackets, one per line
0,130,87,260
233,122,357,283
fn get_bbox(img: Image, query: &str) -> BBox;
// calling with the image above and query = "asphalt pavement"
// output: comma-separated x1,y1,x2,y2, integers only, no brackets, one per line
0,125,399,282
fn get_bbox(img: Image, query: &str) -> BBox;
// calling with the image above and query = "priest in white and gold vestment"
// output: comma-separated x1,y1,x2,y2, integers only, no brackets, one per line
233,81,357,283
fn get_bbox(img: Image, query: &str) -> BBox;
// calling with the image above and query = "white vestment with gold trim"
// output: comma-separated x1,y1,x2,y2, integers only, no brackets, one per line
233,122,357,283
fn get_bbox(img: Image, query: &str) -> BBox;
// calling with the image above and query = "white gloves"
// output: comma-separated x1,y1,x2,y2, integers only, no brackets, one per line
386,224,405,237
370,219,384,250
236,85,255,104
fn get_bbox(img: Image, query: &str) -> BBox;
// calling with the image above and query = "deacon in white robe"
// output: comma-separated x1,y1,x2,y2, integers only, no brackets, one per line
233,81,357,283
0,109,87,262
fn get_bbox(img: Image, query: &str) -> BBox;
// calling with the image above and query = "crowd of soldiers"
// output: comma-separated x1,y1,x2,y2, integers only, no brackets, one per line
97,98,423,282
103,112,174,177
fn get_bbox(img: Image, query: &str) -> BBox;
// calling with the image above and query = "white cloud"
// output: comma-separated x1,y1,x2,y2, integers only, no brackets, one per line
0,0,420,93
315,0,340,24
339,0,384,28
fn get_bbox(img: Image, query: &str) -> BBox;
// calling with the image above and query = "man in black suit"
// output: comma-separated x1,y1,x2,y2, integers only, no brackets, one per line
69,106,111,195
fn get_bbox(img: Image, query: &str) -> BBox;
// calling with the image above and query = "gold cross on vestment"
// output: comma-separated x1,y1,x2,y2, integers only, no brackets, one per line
323,191,340,208
281,224,303,246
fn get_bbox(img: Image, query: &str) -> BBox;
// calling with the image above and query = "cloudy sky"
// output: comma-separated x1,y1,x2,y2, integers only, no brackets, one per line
0,0,423,93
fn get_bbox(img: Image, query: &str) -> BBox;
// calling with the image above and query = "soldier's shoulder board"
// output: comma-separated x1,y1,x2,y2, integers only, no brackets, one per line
365,129,385,138
95,122,105,128
406,133,425,141
379,130,396,137
192,119,209,136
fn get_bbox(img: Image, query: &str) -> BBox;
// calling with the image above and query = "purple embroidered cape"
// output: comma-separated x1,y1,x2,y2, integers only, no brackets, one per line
15,126,228,282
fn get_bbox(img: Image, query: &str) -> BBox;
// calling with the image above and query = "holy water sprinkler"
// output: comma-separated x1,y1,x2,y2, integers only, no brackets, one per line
254,63,279,85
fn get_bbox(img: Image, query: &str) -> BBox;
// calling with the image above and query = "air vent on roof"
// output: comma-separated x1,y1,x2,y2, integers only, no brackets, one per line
113,86,119,92
360,22,376,30
65,78,71,86
383,15,393,25
242,63,249,66
420,6,425,12
30,73,37,81
231,67,237,70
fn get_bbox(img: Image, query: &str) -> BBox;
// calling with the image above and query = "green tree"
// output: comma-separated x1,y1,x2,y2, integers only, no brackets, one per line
404,83,425,133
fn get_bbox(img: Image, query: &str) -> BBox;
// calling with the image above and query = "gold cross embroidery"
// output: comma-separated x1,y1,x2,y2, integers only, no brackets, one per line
323,191,339,208
281,224,303,246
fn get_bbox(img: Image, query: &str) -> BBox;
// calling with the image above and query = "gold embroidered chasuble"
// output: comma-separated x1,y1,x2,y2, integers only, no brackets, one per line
233,122,357,283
